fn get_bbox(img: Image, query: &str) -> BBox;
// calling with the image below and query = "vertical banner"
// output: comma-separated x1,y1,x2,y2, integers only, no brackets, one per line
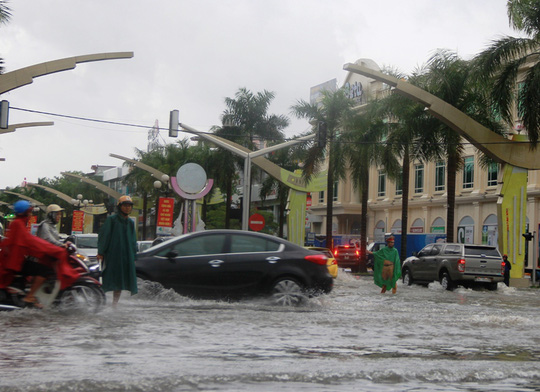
156,197,175,236
72,210,85,234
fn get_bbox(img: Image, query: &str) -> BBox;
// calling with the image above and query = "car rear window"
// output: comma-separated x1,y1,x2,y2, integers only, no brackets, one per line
464,246,500,257
230,235,281,253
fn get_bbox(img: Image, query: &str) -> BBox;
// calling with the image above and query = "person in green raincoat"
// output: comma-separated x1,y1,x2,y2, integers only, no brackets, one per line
368,236,401,294
97,195,138,306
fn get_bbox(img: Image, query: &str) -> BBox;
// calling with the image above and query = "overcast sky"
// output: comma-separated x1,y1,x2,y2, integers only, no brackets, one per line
0,0,517,190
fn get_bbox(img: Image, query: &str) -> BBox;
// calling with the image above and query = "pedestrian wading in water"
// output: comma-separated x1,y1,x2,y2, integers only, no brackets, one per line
97,195,138,307
367,236,401,294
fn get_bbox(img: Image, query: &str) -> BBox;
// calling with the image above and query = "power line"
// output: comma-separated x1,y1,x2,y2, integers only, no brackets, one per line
10,106,534,147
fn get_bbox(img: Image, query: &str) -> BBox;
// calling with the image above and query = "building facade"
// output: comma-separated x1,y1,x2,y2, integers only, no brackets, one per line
306,59,540,270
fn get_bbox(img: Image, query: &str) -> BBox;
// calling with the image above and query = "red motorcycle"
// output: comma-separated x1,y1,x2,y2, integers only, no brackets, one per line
0,244,105,312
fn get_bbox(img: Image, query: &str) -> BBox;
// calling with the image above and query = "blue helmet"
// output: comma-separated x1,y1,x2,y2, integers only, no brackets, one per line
13,200,32,215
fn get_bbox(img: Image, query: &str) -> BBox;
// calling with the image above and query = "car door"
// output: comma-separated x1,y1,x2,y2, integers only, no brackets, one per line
140,233,227,296
411,244,433,280
424,243,443,280
217,233,283,295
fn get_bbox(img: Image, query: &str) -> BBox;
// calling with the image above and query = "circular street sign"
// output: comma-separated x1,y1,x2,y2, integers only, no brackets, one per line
176,163,207,194
249,213,265,231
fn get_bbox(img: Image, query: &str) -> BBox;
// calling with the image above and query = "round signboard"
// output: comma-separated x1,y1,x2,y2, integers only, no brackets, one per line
176,163,207,194
248,213,265,232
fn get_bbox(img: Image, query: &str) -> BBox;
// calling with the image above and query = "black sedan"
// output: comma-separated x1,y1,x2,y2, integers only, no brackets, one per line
136,230,333,305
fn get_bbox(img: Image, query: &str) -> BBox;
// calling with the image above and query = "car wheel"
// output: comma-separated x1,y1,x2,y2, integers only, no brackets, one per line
270,277,305,306
56,282,106,312
402,268,413,286
440,272,454,291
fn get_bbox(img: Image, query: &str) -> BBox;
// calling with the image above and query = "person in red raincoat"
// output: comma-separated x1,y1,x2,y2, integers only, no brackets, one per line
0,200,79,308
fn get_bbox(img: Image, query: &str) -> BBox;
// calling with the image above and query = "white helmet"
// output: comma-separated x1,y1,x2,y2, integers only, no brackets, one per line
46,204,64,214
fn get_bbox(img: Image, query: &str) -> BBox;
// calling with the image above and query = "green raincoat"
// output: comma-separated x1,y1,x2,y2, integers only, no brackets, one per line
98,213,138,294
372,246,401,289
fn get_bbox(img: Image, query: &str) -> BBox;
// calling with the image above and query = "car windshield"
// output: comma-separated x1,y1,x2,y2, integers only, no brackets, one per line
77,236,98,249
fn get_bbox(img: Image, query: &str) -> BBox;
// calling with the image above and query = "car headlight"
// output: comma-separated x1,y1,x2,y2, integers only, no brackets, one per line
76,253,91,264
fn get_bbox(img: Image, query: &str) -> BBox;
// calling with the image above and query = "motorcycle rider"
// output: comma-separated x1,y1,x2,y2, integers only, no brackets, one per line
0,200,78,308
36,204,68,247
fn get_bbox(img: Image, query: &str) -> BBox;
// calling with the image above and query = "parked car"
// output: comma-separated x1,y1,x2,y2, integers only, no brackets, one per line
366,242,387,269
305,246,338,279
66,233,99,263
136,230,333,305
333,244,360,272
401,243,504,291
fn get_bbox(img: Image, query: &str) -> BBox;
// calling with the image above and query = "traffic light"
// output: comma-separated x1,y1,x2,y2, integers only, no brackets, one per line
523,232,533,241
317,121,327,148
0,100,9,129
169,109,179,137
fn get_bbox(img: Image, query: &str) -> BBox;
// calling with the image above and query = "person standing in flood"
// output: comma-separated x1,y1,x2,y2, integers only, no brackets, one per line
367,236,401,294
97,195,138,307
503,254,511,287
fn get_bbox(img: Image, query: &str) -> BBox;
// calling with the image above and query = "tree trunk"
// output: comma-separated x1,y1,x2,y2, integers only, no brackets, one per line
225,179,232,229
359,163,369,273
400,149,410,262
142,193,148,240
326,148,334,250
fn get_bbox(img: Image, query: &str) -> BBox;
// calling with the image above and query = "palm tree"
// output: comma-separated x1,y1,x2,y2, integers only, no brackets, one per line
0,1,11,75
291,89,353,249
341,101,397,271
474,0,540,145
378,68,443,260
422,50,503,243
217,88,289,228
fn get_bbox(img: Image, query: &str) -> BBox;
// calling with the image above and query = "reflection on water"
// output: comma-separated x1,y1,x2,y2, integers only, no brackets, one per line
1,273,540,391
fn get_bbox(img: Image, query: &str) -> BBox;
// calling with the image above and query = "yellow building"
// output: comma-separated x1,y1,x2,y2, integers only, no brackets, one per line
307,59,540,276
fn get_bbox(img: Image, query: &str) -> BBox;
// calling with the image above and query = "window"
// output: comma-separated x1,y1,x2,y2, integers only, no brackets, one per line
463,156,474,189
487,163,498,187
395,169,403,196
333,181,338,202
161,234,227,257
378,170,386,197
414,164,424,193
435,160,445,191
319,191,325,203
230,235,281,253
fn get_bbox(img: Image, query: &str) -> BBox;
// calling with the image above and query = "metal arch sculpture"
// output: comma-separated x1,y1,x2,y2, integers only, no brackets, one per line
26,182,76,205
343,62,539,170
61,172,122,201
0,122,54,135
109,153,170,185
1,190,46,212
0,52,134,95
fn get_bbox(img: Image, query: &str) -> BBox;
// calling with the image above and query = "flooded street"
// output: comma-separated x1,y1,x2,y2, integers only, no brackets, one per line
1,272,540,391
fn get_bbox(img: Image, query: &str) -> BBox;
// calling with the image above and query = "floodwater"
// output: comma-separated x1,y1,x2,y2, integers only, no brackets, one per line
1,272,540,392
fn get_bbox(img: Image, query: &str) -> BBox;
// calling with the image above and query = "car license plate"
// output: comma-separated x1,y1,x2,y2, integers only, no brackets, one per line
344,256,349,259
475,277,491,282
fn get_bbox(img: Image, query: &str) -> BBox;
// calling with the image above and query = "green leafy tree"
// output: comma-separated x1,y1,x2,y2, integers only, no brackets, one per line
216,88,289,229
341,100,396,271
291,89,353,248
422,50,503,242
474,0,540,145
